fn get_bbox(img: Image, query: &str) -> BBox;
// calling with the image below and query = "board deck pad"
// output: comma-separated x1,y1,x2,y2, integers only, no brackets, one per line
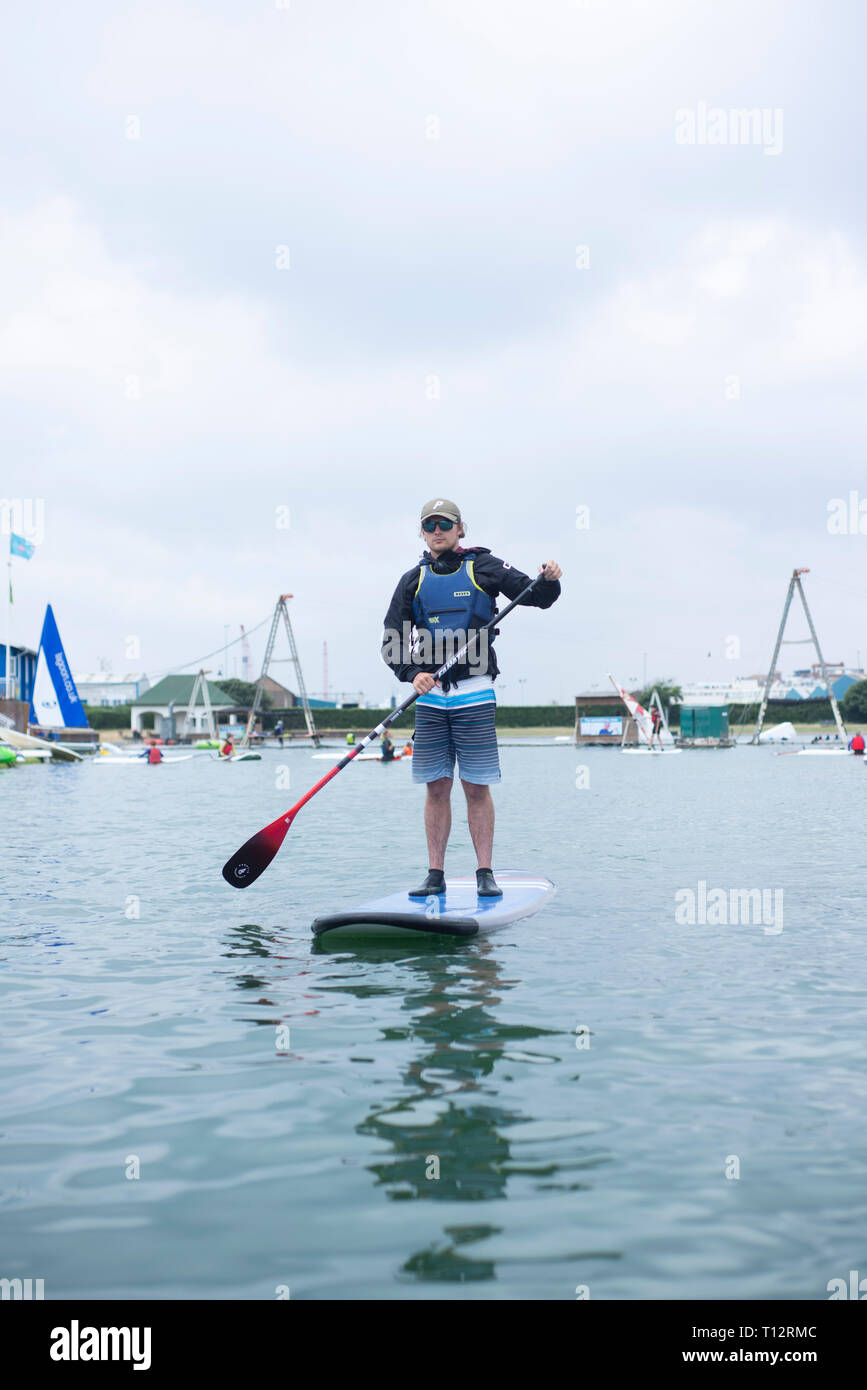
311,871,555,941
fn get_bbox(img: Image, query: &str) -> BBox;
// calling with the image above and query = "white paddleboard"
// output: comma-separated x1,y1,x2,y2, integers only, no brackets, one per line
797,748,851,756
312,871,555,941
94,753,195,764
621,747,682,755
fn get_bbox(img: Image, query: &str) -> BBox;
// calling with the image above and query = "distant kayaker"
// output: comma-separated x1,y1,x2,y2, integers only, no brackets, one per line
382,497,561,899
849,732,865,755
220,736,235,759
147,744,163,765
274,719,284,748
381,733,396,762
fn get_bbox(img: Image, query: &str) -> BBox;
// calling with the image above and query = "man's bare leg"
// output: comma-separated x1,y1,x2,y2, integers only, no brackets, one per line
462,780,495,868
424,777,453,870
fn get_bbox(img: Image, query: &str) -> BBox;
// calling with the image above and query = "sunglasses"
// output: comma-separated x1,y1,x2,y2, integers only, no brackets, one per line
422,518,455,532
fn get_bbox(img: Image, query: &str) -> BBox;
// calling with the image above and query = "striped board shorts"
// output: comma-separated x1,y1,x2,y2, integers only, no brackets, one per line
412,675,501,785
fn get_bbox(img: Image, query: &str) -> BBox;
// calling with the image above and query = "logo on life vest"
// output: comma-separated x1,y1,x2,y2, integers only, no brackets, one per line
453,590,470,597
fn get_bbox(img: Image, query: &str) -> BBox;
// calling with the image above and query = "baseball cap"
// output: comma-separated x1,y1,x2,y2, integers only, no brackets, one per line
420,497,461,523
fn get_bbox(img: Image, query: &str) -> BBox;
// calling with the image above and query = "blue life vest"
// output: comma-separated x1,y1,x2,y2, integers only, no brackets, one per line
412,558,495,637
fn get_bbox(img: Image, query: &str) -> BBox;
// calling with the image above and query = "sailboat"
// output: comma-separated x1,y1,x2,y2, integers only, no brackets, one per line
30,605,90,733
0,606,87,761
608,674,682,754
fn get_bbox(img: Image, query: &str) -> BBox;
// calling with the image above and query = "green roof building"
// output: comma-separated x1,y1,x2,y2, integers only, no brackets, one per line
130,675,236,735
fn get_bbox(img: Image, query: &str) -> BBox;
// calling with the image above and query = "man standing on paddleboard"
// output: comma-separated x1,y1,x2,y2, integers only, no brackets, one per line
382,498,561,898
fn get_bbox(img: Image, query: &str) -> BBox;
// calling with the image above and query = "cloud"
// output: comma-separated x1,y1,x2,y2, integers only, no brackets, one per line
559,220,867,394
3,197,866,682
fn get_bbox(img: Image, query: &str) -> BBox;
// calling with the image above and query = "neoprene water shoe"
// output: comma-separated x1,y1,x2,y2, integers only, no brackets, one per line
408,870,446,898
476,868,503,897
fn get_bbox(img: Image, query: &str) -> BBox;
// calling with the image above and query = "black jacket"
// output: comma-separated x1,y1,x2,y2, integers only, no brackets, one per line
381,545,560,688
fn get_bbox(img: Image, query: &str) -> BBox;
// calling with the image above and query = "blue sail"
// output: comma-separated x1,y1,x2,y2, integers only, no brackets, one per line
29,605,90,729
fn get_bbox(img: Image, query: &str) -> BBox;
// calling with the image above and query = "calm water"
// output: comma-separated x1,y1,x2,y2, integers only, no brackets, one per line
1,744,865,1300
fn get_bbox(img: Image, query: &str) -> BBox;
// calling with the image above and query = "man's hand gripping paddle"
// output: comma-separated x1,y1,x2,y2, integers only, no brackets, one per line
222,568,550,888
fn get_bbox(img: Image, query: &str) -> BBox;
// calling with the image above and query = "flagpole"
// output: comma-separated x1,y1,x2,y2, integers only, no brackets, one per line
5,553,11,702
5,535,36,705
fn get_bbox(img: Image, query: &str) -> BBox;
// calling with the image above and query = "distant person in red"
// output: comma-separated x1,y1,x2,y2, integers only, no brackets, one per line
147,744,163,764
649,704,663,749
848,731,865,755
220,737,235,759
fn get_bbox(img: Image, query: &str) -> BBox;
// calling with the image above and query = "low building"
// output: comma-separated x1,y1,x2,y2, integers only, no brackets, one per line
681,668,862,706
678,705,733,747
0,640,37,707
260,675,296,705
130,675,235,736
74,673,150,707
573,693,626,746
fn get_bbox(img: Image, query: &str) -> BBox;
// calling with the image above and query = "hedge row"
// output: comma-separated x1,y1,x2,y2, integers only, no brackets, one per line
726,698,836,726
265,704,571,730
85,698,841,735
84,705,133,729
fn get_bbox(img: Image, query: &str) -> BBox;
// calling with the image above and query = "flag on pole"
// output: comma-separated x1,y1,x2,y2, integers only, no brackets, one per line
8,533,35,603
10,533,35,560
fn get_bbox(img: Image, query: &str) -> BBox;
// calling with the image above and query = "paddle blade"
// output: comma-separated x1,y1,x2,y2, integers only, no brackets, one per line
222,811,295,888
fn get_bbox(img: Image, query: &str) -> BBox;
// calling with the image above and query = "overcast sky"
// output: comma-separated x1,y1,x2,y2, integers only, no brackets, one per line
3,0,866,705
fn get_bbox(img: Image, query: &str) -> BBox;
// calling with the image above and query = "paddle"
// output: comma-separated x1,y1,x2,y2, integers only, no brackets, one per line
222,566,550,888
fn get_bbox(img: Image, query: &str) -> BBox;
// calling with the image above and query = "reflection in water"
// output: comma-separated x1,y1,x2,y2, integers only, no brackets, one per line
321,940,561,1283
223,922,282,960
224,921,316,1022
222,925,582,1285
401,1224,500,1283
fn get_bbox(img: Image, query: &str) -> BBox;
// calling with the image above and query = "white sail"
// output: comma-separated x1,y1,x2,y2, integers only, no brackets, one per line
31,647,63,726
608,673,653,744
28,605,89,729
